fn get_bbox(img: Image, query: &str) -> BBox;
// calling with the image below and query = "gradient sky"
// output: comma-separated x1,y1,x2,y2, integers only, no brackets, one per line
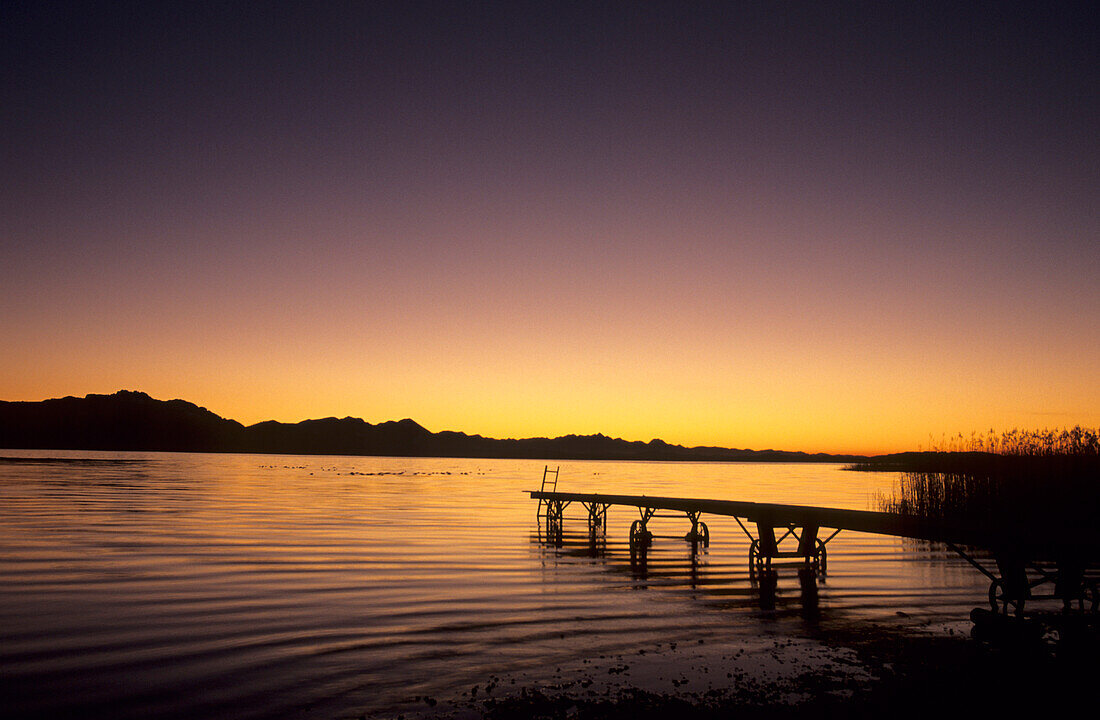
2,2,1097,454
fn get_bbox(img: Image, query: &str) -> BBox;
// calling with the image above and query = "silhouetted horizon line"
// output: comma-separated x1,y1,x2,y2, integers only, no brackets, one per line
0,389,920,462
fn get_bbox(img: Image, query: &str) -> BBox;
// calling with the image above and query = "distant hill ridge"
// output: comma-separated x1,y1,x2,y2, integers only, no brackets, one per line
0,390,869,462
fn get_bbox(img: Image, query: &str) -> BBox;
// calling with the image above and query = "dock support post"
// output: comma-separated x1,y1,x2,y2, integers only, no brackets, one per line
545,499,569,544
797,524,824,576
684,510,709,546
748,521,829,578
583,502,609,536
749,522,778,577
991,552,1030,616
630,507,655,549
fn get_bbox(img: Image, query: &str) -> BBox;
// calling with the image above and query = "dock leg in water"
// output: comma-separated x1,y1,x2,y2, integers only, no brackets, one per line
990,552,1030,616
629,507,655,549
545,499,568,545
745,520,831,579
683,510,710,547
582,501,608,537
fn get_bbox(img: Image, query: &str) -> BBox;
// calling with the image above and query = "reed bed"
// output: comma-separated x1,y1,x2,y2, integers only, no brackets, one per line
869,428,1100,550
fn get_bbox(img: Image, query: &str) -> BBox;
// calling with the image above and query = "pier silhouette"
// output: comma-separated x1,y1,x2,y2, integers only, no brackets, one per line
531,486,1100,626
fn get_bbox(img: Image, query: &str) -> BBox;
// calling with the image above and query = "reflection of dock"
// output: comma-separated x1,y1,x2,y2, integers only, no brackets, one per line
530,489,1099,621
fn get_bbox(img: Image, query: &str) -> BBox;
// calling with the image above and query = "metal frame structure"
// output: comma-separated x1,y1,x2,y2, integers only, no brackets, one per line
730,515,839,578
945,543,1100,616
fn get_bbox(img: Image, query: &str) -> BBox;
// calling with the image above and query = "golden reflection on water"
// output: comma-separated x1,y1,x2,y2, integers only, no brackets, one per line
0,452,991,719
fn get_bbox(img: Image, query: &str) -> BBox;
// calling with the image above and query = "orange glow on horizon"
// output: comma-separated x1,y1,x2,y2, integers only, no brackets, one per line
3,296,1097,458
3,207,1097,456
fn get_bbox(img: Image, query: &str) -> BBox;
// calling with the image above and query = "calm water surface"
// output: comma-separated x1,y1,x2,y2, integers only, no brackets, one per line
0,453,990,718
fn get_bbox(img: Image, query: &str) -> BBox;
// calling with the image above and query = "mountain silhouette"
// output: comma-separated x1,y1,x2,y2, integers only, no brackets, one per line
0,390,244,452
0,390,869,462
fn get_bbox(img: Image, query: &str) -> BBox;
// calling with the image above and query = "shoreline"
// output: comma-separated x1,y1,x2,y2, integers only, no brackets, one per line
375,618,1099,719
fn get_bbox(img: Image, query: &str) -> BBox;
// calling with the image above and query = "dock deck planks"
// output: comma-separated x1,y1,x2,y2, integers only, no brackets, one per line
529,490,1057,550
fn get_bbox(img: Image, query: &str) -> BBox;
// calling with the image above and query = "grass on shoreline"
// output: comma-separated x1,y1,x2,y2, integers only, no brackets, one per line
851,428,1100,548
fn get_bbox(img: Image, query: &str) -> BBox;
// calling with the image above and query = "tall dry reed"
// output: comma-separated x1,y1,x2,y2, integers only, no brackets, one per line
874,428,1100,548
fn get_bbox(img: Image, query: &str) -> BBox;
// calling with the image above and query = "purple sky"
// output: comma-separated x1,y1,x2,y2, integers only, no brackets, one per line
2,2,1097,452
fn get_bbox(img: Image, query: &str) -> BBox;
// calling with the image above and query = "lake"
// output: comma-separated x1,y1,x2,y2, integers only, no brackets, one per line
0,452,991,718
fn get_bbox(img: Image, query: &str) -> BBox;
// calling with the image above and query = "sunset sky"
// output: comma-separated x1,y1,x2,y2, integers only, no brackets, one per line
2,2,1097,454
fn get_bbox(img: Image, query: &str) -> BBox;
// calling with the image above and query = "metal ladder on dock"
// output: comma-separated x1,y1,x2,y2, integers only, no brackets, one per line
535,465,560,522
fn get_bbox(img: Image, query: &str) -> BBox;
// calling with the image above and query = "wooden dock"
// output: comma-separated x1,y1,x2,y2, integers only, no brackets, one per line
530,489,975,543
529,487,1100,618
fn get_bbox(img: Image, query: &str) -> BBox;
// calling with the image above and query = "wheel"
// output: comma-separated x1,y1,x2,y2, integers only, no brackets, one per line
699,522,709,545
989,580,1025,616
989,580,1002,613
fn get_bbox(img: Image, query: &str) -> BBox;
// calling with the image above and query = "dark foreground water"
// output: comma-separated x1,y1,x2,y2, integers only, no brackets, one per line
0,453,992,718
